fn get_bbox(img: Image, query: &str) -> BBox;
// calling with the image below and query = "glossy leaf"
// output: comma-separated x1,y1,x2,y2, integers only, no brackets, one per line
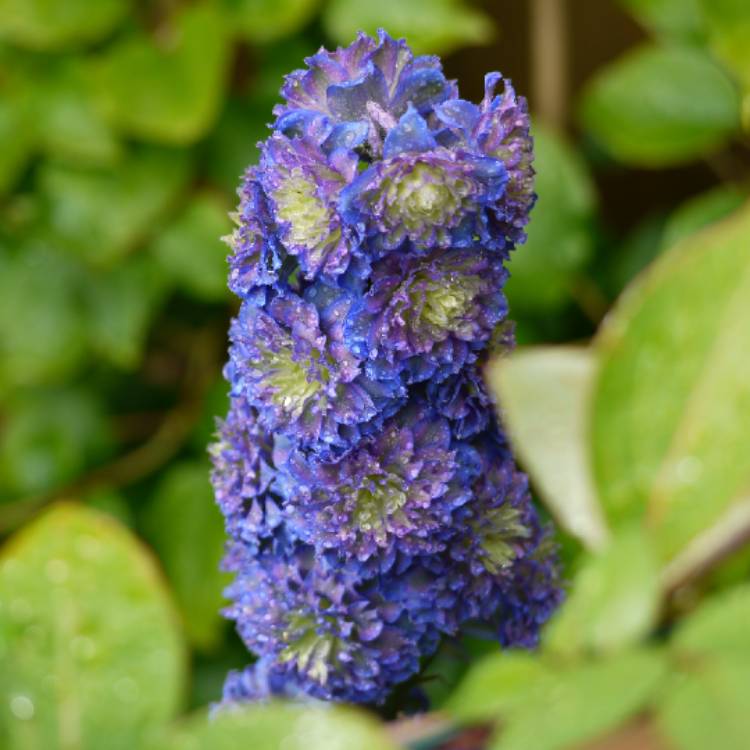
487,347,608,549
143,462,230,652
492,650,667,750
545,527,661,656
506,127,597,313
580,44,740,166
447,651,548,724
662,184,746,249
592,201,750,561
0,504,186,750
163,703,398,750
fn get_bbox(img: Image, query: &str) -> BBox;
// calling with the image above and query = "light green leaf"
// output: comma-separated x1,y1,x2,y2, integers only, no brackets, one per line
492,650,667,750
545,527,660,656
163,703,398,750
323,0,494,56
0,0,128,50
84,255,168,368
618,0,706,42
0,389,111,497
446,651,548,724
506,126,597,313
671,585,750,656
0,88,34,194
487,347,608,549
40,146,191,267
0,504,186,750
34,59,121,165
663,184,747,249
592,201,750,561
698,0,750,128
144,462,230,652
93,3,231,144
579,44,740,166
0,243,88,388
151,193,230,302
658,654,750,750
224,0,320,43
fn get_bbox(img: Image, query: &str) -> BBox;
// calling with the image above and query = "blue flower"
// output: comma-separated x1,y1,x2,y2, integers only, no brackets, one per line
212,29,561,709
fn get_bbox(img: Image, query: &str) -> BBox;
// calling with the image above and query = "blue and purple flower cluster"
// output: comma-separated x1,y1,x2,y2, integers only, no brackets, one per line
211,30,562,706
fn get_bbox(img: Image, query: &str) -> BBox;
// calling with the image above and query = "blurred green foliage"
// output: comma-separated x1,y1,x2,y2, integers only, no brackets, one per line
1,0,750,748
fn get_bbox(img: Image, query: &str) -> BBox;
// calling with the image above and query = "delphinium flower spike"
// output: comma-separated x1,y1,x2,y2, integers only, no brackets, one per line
211,29,562,707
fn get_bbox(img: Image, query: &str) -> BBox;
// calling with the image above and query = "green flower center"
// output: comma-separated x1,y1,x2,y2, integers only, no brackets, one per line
273,169,332,250
392,163,470,230
257,337,330,417
473,504,531,574
349,472,408,539
279,612,342,684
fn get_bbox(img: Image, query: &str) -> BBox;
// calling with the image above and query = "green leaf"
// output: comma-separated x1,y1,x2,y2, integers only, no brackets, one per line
84,255,168,369
0,243,88,388
224,0,320,43
93,3,231,144
487,347,608,549
203,96,273,194
506,127,597,313
0,504,186,750
592,201,750,561
143,462,229,652
0,0,128,50
579,44,740,167
151,193,230,302
447,651,548,724
33,59,121,165
163,703,398,750
0,88,35,194
491,650,667,750
618,0,706,42
658,654,750,750
40,146,191,267
671,585,750,656
698,0,750,128
322,0,494,56
545,527,661,657
0,389,111,497
663,184,746,249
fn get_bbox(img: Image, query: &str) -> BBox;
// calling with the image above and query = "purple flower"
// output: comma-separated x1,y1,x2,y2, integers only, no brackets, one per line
222,540,434,704
346,247,508,383
226,287,404,454
274,30,456,158
435,73,536,249
259,125,361,280
340,107,508,252
278,404,473,562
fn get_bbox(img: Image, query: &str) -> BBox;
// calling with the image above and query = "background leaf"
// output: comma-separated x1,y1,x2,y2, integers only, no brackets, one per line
579,44,740,166
592,201,750,561
93,3,231,145
323,0,494,56
0,504,186,750
506,126,597,314
143,462,230,653
487,347,608,549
